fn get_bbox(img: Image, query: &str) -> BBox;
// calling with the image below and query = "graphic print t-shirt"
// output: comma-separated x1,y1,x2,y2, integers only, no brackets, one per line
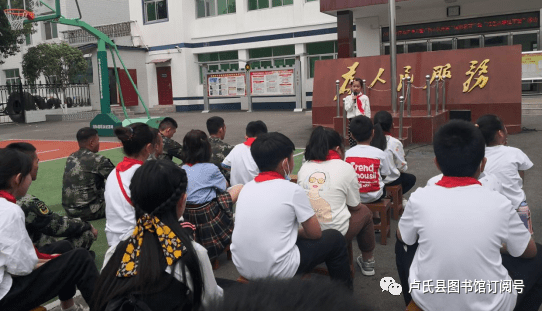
345,145,391,203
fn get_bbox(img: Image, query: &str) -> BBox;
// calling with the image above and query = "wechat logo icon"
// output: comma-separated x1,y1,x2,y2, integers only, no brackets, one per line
380,277,403,296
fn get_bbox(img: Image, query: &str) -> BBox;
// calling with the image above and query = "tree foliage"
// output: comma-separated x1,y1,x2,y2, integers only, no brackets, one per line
0,0,35,64
21,42,88,86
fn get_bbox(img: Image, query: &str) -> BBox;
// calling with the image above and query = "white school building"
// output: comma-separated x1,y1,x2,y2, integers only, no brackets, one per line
0,0,541,114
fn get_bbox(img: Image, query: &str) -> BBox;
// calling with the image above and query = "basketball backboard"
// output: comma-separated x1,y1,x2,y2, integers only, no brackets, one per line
30,0,57,17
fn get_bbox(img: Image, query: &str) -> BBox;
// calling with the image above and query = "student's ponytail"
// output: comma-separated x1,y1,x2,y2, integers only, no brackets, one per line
475,114,505,146
114,123,154,157
370,123,387,151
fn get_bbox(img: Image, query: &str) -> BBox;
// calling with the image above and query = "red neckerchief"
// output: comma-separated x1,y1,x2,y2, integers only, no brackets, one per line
356,94,365,115
436,176,482,188
0,190,16,204
384,131,392,136
244,138,256,146
117,157,144,172
314,150,342,163
185,163,195,167
116,157,143,205
254,171,285,182
34,245,60,260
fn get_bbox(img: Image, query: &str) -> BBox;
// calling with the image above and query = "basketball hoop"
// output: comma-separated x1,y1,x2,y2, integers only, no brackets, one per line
4,9,35,31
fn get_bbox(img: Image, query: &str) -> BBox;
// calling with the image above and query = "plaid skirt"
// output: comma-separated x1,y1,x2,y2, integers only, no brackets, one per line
183,192,234,260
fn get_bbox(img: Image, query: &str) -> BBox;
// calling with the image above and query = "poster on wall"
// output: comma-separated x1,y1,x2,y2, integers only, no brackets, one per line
208,73,246,97
250,69,295,96
521,51,542,80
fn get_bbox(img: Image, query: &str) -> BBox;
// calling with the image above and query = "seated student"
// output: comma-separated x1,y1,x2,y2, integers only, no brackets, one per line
345,116,392,205
180,130,242,260
397,120,540,310
222,120,267,185
207,116,234,182
373,111,416,199
105,123,157,247
62,127,115,221
231,132,352,290
92,160,224,310
476,114,534,234
0,148,98,311
297,127,376,276
158,117,183,161
7,143,97,254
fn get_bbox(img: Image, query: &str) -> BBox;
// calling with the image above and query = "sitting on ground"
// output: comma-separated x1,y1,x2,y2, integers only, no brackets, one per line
7,142,97,253
180,130,241,260
62,127,115,221
221,120,267,185
158,117,183,161
231,132,352,290
207,116,234,183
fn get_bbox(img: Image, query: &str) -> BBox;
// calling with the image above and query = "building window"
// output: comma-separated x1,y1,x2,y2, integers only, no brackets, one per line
198,51,239,83
249,45,295,68
25,32,32,45
307,40,356,78
484,35,508,48
456,37,480,50
4,69,21,86
431,39,453,51
197,0,235,18
248,0,293,11
513,32,539,51
43,22,58,40
144,0,168,23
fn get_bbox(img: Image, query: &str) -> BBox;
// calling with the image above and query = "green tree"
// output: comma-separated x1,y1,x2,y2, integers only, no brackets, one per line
22,42,87,85
0,0,35,64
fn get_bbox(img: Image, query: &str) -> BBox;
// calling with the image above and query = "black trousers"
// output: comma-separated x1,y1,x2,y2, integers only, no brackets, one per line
386,172,417,194
296,229,353,290
0,248,99,310
395,237,542,310
38,240,75,254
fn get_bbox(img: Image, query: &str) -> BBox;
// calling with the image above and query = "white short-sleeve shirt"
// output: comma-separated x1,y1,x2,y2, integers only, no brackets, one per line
231,179,315,279
484,145,533,208
345,145,392,203
0,198,39,301
297,160,360,235
399,184,531,311
222,143,259,186
105,164,140,247
383,135,408,184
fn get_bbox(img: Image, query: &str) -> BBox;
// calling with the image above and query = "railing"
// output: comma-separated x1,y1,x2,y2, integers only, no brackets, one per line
0,82,91,123
62,21,132,44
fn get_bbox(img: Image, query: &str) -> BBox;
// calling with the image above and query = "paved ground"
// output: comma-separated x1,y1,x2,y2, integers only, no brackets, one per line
1,110,540,311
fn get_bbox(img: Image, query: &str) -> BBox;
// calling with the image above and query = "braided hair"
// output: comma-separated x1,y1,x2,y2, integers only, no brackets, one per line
92,160,204,310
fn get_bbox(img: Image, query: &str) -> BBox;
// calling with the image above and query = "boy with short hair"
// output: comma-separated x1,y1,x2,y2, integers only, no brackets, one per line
397,120,539,310
231,132,352,289
7,142,97,253
206,116,234,182
222,120,267,185
158,117,183,161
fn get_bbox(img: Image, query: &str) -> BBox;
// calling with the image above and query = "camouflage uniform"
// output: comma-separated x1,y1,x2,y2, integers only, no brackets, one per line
17,195,96,250
62,148,115,221
209,136,234,183
158,134,183,161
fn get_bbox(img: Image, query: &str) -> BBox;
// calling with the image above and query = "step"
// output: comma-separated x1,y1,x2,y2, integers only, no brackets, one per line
46,110,101,122
522,103,542,109
522,109,542,116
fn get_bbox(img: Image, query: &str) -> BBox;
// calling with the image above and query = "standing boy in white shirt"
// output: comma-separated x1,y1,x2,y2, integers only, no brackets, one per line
397,120,540,310
222,120,267,185
231,132,352,290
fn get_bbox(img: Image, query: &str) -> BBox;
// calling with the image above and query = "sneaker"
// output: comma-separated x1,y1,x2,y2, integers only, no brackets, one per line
357,255,375,276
